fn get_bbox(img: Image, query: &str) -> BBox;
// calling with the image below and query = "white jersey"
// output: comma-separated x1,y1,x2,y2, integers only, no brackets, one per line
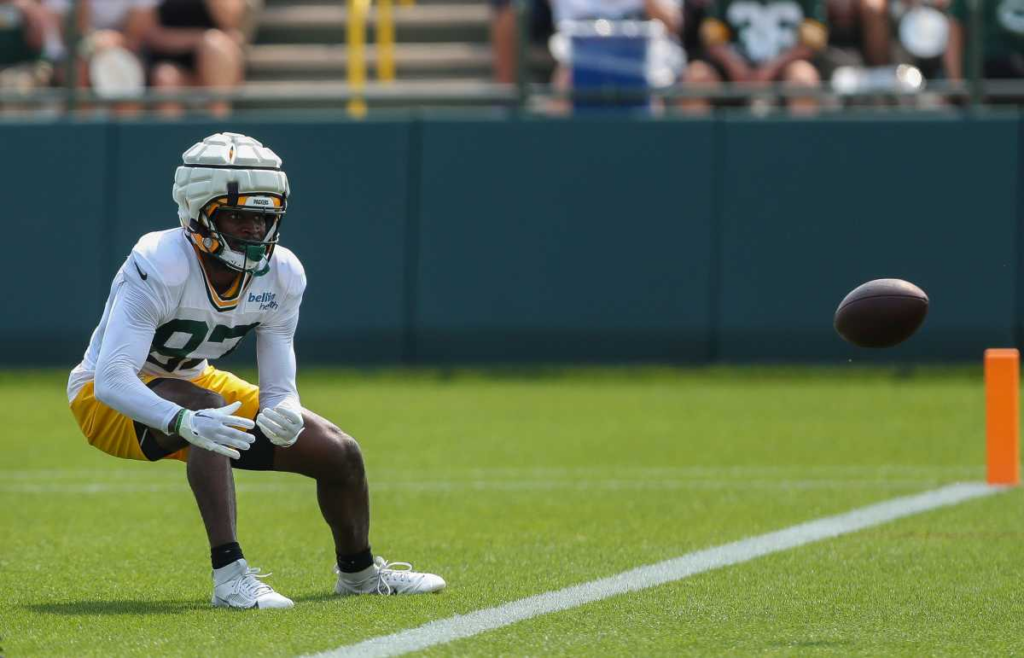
68,229,306,433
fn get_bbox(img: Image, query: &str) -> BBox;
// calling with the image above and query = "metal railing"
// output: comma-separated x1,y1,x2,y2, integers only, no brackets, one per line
6,80,1024,117
346,0,403,116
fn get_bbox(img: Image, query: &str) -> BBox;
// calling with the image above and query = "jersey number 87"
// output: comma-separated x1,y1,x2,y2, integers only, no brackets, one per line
147,319,260,372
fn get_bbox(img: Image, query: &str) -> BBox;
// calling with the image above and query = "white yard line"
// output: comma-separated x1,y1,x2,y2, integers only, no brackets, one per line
308,482,1005,658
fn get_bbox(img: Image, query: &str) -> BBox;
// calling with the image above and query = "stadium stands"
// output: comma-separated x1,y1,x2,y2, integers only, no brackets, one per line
0,0,58,111
3,0,1024,114
246,0,503,104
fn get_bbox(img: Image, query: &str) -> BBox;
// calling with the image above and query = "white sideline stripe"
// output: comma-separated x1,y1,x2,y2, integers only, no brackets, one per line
309,483,1004,658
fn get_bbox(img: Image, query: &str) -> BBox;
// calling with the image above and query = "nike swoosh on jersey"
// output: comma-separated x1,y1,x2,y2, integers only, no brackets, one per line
134,260,148,281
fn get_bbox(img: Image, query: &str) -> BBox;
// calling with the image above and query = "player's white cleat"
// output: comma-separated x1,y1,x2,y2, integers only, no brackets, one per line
335,556,446,595
212,559,294,609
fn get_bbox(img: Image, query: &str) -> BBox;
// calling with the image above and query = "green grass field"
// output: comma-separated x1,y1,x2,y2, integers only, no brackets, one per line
2,366,1023,657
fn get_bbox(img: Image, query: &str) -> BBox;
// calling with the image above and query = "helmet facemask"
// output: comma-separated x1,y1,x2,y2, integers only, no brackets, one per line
193,182,287,277
174,133,290,277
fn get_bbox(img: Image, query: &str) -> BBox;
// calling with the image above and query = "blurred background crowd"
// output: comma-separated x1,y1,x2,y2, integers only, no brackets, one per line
0,0,1018,115
0,0,256,114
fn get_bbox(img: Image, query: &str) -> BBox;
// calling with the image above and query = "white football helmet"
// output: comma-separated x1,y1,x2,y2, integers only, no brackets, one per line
172,132,289,276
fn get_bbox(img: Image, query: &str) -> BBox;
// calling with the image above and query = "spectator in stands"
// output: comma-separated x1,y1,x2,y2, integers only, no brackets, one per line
681,0,711,56
680,0,829,114
944,0,1024,83
491,0,554,83
43,0,153,96
141,0,251,117
820,0,889,75
0,0,58,101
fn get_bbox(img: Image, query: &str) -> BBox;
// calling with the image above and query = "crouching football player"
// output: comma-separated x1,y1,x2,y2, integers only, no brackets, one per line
67,132,445,608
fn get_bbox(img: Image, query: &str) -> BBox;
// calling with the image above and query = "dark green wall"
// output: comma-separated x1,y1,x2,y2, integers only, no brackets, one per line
415,118,715,362
2,123,112,364
4,114,1020,366
717,115,1019,361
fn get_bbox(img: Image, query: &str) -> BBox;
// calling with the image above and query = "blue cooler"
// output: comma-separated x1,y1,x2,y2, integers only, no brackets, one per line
568,20,651,112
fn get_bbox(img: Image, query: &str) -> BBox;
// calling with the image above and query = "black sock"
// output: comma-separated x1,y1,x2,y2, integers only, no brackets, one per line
211,542,245,570
337,547,374,573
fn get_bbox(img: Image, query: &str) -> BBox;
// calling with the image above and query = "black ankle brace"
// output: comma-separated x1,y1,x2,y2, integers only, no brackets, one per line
211,541,245,570
337,547,374,573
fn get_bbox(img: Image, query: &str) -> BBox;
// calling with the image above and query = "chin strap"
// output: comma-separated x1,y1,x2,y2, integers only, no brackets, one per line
252,259,271,277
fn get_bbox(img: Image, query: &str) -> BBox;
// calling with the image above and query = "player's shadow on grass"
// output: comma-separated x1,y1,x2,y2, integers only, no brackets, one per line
290,592,346,604
30,593,391,615
25,600,201,616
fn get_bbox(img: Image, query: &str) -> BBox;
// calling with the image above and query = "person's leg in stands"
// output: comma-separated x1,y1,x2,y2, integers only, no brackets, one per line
491,0,516,83
781,59,820,115
678,60,722,114
859,0,890,66
150,61,192,117
195,29,243,116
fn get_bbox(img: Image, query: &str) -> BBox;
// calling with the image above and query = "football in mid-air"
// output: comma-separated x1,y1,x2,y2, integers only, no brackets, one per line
834,279,929,348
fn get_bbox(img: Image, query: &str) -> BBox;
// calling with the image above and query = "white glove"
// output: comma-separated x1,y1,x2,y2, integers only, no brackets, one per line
256,404,304,447
174,401,255,460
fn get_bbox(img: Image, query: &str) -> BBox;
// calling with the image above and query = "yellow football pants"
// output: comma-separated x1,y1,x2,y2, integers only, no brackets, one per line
69,366,260,462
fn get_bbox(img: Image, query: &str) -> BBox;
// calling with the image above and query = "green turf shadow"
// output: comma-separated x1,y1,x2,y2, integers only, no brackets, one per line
24,600,202,616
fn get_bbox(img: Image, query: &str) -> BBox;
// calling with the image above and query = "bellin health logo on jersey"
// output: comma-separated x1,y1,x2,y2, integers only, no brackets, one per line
249,292,278,311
